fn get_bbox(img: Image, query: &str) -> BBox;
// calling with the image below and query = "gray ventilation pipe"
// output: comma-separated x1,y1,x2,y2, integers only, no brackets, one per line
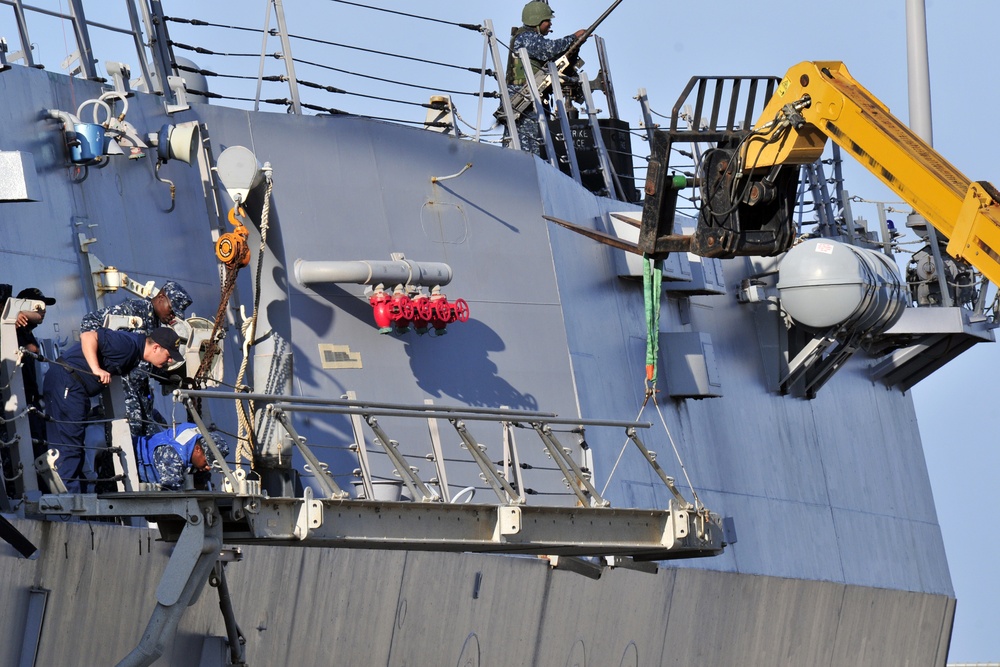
294,258,453,287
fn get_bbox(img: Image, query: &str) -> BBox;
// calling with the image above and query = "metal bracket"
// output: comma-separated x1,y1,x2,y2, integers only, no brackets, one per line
545,555,604,580
184,397,242,494
518,47,557,165
105,61,132,97
366,415,437,502
497,505,521,537
272,407,349,500
579,71,619,198
547,61,581,182
664,501,689,548
780,328,860,397
625,428,694,511
293,486,323,540
483,19,520,150
34,450,67,495
165,75,191,114
120,501,224,666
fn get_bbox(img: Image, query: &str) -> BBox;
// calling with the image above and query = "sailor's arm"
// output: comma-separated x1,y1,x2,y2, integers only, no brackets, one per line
519,31,577,62
80,330,111,384
15,310,42,328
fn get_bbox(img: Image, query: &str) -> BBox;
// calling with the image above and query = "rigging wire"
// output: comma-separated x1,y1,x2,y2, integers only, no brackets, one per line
170,25,490,76
175,62,285,84
292,56,495,99
296,76,430,108
599,402,647,497
286,32,489,75
167,5,648,179
169,40,259,58
323,0,482,31
169,21,498,113
166,16,264,35
646,106,673,121
651,397,702,510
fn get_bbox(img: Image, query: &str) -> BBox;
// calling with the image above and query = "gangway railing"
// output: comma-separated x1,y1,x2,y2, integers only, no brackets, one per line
32,388,726,561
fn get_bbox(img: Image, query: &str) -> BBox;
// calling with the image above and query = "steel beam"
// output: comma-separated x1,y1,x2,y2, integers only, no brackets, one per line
33,492,725,560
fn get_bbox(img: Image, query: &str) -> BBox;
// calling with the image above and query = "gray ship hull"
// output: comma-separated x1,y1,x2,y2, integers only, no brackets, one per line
2,518,953,666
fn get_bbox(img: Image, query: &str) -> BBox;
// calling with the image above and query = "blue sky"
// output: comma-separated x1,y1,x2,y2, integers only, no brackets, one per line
7,0,997,661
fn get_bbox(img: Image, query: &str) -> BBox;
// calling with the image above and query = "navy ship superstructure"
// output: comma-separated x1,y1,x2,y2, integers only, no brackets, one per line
0,2,994,665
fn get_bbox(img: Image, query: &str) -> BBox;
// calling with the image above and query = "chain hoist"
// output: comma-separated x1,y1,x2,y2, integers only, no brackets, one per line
193,204,251,387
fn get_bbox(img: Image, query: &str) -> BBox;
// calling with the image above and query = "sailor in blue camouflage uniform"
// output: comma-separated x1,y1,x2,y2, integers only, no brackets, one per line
506,2,586,155
136,421,230,491
42,327,183,493
80,281,192,441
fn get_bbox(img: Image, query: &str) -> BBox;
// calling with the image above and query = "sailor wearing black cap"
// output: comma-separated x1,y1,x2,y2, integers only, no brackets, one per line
42,327,183,493
80,281,193,442
16,287,56,306
13,289,55,396
13,288,56,447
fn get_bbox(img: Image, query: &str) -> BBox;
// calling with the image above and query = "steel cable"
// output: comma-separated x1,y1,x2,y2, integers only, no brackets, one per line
286,32,488,74
293,58,495,99
323,0,482,31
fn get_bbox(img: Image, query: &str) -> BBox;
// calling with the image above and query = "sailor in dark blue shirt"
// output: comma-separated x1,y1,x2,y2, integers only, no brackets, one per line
42,327,183,493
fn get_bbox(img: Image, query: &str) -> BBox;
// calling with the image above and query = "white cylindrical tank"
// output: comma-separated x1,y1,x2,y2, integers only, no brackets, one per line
777,238,907,334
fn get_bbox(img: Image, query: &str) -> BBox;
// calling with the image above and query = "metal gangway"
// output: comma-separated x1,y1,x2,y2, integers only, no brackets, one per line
33,388,724,561
16,389,726,666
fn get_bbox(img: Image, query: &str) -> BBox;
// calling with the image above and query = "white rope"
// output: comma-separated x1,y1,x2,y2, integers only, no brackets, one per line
234,172,274,466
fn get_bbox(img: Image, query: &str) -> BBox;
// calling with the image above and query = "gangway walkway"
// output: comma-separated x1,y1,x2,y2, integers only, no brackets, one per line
33,389,726,561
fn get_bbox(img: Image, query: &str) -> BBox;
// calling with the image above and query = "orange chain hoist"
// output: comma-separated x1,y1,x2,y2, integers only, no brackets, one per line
215,204,251,268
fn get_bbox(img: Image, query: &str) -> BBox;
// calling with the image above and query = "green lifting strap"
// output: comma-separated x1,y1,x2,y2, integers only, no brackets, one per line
642,255,662,385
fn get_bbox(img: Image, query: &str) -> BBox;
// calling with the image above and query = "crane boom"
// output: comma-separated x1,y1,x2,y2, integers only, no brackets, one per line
744,61,1000,284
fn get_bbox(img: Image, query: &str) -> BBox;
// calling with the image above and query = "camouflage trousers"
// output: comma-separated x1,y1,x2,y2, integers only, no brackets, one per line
120,362,162,438
515,114,543,155
503,89,544,156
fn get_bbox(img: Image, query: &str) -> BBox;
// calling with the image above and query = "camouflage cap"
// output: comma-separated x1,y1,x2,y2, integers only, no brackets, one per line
202,433,230,467
159,281,192,317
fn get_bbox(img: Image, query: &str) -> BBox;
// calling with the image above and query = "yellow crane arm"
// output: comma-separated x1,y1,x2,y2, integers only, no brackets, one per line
744,61,1000,284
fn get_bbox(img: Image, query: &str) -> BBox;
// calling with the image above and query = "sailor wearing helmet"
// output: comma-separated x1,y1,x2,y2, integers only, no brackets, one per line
504,2,586,154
